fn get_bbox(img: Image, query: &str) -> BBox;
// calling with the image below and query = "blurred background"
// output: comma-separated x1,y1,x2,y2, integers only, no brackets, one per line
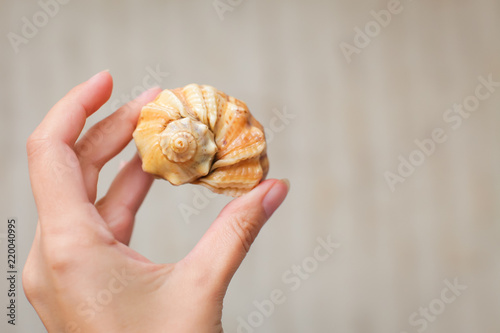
1,0,500,332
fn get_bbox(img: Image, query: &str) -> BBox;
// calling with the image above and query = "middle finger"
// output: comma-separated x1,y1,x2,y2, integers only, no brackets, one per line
75,87,161,202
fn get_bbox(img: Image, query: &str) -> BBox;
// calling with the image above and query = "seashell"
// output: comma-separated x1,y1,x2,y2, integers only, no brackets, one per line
133,84,269,197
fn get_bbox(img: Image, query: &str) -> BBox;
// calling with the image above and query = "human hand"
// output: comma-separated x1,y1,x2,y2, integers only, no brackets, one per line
23,71,289,333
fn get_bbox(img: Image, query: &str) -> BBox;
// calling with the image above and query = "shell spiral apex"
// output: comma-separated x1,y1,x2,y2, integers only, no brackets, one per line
133,84,269,197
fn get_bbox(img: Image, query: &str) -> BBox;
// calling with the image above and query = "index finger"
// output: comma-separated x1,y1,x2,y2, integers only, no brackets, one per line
27,71,113,221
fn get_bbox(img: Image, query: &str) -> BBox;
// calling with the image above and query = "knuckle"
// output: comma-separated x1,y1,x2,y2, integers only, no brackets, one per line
75,128,101,159
113,106,131,122
109,107,136,134
22,275,39,302
41,237,79,274
227,215,259,253
26,131,51,158
22,258,43,301
106,209,135,242
45,248,75,273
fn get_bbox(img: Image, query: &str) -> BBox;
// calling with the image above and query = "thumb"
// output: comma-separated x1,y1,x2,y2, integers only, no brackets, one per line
183,179,289,289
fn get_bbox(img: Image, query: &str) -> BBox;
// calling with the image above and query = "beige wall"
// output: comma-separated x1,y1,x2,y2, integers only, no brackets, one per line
1,0,499,332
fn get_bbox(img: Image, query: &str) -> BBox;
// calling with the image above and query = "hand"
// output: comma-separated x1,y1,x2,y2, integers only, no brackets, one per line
23,71,289,333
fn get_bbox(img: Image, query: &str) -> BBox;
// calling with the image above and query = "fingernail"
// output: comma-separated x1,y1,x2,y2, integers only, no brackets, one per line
262,179,290,218
281,178,290,191
88,70,109,83
118,159,128,171
137,86,161,99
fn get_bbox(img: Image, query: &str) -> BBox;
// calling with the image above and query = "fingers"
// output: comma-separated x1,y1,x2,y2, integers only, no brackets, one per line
185,179,289,289
96,154,154,245
75,87,161,203
37,71,113,145
27,71,113,220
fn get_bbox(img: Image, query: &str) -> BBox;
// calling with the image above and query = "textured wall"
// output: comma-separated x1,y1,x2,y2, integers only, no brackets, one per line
1,0,499,332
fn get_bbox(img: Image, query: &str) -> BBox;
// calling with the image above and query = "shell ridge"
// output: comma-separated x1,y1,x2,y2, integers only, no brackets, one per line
133,84,268,196
182,84,208,125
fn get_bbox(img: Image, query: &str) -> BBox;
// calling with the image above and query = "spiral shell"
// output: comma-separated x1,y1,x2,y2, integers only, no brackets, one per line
133,84,269,197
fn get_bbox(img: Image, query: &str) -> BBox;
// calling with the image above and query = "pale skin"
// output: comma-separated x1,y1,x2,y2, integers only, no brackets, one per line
23,71,289,333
